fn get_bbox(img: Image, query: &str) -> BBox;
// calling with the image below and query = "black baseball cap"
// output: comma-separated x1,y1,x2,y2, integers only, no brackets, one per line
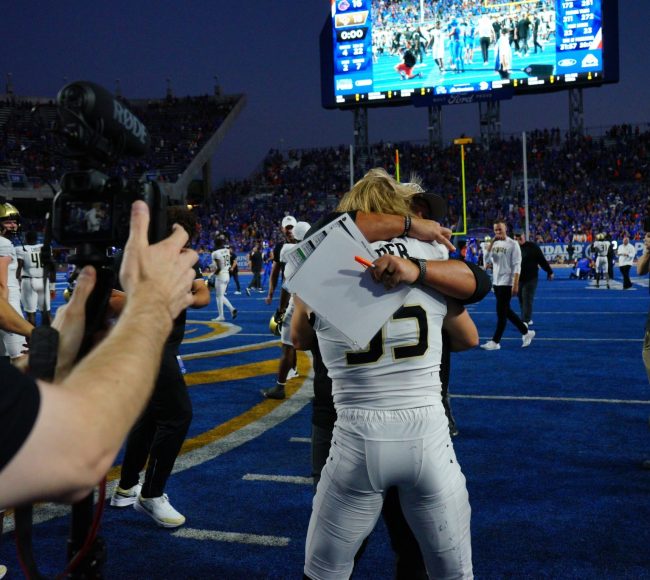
413,192,447,221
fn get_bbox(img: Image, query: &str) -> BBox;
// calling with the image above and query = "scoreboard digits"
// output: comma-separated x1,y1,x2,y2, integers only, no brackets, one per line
326,0,612,107
332,0,373,93
556,0,602,75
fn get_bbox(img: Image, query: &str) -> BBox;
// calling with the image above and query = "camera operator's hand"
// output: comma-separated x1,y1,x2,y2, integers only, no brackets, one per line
51,265,97,381
119,201,198,322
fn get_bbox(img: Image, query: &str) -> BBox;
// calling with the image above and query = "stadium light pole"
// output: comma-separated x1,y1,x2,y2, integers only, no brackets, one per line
522,131,530,239
453,137,472,236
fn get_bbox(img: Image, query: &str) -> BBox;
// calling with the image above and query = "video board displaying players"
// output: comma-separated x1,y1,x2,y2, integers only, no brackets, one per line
326,0,616,107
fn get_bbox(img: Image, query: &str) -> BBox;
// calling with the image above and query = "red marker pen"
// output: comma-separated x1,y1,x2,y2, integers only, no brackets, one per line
354,255,375,269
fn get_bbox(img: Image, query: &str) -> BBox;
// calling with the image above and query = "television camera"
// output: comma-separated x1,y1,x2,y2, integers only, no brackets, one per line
52,80,167,262
16,82,171,577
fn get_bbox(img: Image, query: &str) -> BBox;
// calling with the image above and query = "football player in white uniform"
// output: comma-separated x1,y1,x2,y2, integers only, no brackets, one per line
592,233,611,288
211,237,237,321
0,202,28,359
259,221,310,400
262,215,299,399
296,169,477,580
16,230,54,326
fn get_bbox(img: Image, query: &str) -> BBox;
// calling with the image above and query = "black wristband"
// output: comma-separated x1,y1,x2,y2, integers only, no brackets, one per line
408,257,427,284
403,215,412,237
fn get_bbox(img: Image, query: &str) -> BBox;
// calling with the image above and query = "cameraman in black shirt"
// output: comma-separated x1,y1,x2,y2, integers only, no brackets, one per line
110,206,209,527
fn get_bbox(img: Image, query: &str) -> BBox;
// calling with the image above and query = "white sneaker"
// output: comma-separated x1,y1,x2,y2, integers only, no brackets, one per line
212,316,226,322
234,291,242,295
481,340,500,351
110,483,142,507
522,330,536,348
286,367,299,380
135,494,186,528
527,320,533,326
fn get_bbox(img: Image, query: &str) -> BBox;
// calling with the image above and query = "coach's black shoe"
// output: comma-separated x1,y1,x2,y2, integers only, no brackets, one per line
450,425,460,437
261,385,285,400
231,308,238,320
642,459,650,470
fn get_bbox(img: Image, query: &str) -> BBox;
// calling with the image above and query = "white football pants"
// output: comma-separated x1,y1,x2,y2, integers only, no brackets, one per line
305,404,473,580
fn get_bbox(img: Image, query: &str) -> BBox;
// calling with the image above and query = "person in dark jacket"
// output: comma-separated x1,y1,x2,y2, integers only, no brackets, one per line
515,230,553,326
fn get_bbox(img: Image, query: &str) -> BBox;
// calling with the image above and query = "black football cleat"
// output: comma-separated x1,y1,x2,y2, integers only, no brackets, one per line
261,385,285,400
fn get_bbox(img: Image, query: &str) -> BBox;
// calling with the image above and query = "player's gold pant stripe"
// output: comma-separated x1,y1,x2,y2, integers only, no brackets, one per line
105,351,310,482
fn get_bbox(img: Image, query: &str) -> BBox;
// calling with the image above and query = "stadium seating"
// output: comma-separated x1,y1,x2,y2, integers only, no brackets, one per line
200,124,649,253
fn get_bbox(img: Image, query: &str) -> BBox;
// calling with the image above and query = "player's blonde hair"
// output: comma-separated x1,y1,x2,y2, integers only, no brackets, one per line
336,168,415,217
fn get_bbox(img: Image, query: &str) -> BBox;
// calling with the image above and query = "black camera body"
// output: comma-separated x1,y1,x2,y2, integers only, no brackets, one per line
51,81,168,264
52,170,167,252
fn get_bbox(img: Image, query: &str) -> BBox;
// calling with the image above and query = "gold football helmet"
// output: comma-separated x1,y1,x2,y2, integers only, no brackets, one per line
0,202,19,220
269,311,285,336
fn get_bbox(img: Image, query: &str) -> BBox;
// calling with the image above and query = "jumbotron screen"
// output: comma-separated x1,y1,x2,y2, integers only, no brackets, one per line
321,0,618,108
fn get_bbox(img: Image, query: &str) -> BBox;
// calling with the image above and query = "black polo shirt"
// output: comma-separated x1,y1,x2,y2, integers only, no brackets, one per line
0,360,41,472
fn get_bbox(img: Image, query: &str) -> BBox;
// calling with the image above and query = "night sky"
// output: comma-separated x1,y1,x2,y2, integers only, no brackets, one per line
2,1,647,183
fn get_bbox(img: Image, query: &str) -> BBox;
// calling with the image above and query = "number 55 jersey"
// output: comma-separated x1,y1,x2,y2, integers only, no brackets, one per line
314,236,447,412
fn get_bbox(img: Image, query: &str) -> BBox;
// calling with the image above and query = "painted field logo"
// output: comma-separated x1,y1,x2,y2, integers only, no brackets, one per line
558,58,577,67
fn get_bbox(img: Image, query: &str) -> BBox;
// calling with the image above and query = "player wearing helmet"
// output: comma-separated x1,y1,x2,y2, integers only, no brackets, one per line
211,237,237,322
592,232,611,289
0,202,28,359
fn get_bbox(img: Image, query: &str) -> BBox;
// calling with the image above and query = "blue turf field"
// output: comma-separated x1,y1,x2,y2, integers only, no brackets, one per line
3,267,650,578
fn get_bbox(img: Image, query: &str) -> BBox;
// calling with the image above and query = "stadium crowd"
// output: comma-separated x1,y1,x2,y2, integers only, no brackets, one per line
0,94,236,187
1,87,649,263
195,125,649,257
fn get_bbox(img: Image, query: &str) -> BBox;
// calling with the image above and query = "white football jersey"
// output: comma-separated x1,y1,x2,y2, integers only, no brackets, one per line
16,243,44,278
0,236,20,290
279,243,296,279
315,237,446,411
592,240,610,257
211,248,231,279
